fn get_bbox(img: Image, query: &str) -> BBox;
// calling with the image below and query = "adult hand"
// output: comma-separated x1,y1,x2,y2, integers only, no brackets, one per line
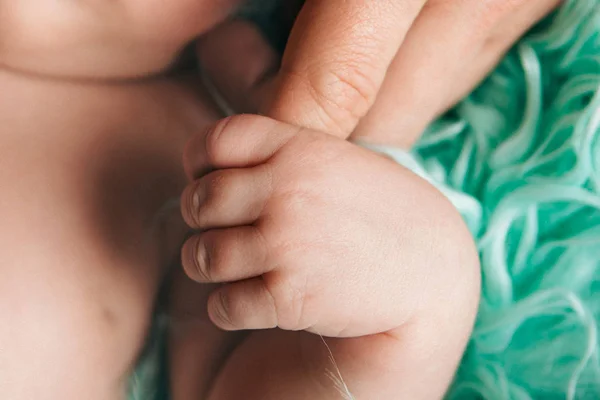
198,0,559,147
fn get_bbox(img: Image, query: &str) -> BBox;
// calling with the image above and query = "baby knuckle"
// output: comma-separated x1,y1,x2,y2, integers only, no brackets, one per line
277,189,320,222
207,233,235,278
266,275,309,331
204,170,233,205
205,114,273,166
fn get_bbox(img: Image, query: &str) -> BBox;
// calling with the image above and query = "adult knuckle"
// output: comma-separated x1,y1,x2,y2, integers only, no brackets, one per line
328,60,379,110
307,61,378,130
279,54,379,135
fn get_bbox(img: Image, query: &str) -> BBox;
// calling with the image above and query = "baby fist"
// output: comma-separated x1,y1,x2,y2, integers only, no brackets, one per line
180,115,479,338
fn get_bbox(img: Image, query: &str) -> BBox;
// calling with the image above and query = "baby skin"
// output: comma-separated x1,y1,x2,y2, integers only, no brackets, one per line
0,1,480,399
172,115,481,399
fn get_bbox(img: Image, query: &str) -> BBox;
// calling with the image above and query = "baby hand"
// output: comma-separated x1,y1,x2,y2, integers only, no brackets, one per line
180,115,479,338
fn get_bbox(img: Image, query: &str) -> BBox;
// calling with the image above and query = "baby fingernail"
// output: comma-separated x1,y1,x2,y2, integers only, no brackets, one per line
181,182,206,228
192,184,206,210
210,290,233,329
182,236,210,282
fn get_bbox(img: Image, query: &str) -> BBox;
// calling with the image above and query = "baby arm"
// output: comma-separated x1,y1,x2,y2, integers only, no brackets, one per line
177,115,481,399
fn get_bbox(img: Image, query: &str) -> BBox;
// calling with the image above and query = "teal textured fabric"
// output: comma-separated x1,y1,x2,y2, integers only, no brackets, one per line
414,1,600,397
128,1,600,398
128,315,169,400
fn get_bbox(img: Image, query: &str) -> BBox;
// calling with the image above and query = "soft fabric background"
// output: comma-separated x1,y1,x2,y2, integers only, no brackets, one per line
416,1,600,397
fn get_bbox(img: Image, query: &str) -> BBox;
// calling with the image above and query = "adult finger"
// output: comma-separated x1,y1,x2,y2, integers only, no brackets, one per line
351,0,561,147
267,0,426,136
